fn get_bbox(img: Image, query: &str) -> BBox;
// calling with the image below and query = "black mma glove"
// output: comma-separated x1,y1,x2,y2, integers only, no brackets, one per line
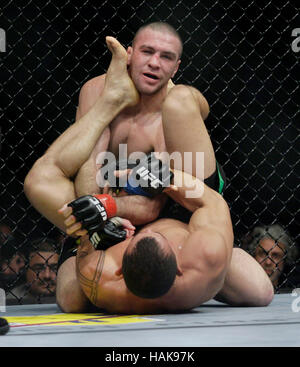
91,218,127,250
124,153,174,197
67,194,117,248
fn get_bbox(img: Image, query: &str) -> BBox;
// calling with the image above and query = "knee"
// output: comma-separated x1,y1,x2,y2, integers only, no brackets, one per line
247,250,275,307
251,269,275,307
162,85,193,114
24,156,51,199
233,248,274,307
257,277,274,307
24,161,39,197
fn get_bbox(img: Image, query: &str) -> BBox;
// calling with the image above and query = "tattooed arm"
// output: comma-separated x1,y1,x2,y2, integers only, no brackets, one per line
76,236,106,307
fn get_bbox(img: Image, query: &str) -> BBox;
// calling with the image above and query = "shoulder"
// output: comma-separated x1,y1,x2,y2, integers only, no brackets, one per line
166,228,229,308
182,227,229,272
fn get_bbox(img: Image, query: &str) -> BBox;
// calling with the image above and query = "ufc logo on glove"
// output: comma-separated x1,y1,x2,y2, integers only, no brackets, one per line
135,166,164,188
90,197,108,221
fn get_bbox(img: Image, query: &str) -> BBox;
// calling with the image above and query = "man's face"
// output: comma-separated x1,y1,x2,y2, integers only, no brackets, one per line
254,238,286,285
26,251,58,296
127,28,181,95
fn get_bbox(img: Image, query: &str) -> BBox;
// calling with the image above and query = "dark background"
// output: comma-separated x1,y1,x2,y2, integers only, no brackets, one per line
1,0,299,291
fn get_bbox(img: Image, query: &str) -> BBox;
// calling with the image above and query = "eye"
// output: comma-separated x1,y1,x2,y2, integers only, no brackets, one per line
50,264,58,273
256,248,265,257
32,265,44,272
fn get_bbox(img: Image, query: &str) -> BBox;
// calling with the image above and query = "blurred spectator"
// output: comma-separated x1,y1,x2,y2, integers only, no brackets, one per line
7,237,59,304
0,224,26,291
245,224,299,287
0,223,12,241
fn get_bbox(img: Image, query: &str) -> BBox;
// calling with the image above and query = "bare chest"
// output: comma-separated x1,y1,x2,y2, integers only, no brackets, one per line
108,112,165,157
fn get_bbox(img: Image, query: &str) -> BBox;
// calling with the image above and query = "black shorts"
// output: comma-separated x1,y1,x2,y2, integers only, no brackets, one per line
204,162,226,195
159,162,227,223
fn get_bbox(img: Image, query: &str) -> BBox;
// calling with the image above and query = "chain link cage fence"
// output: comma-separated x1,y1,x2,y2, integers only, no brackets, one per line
0,0,299,304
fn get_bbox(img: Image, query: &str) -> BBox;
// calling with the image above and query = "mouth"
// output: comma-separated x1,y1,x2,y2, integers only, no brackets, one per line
143,73,159,80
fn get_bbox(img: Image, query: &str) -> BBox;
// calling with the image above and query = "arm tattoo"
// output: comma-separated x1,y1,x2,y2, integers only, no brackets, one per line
76,250,106,305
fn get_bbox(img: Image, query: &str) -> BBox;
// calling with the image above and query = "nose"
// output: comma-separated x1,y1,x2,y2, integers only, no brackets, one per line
264,256,274,266
41,266,51,280
148,53,160,68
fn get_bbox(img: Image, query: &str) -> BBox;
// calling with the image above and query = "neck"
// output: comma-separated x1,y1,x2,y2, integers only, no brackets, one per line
128,85,168,114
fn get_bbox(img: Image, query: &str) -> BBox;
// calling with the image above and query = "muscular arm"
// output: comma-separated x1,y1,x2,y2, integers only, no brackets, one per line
165,168,233,262
166,169,234,306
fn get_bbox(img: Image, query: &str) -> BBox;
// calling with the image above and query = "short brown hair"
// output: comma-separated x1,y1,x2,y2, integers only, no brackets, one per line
133,22,183,58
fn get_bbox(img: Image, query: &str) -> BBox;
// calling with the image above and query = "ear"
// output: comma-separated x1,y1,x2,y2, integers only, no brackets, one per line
171,59,181,78
115,266,123,277
176,266,183,276
127,46,133,65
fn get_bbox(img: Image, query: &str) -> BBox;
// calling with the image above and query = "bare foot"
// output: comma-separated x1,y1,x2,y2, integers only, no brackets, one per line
104,36,139,107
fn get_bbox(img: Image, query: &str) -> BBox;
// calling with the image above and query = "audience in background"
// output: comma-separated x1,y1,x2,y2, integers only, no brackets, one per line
1,218,299,303
0,224,26,291
244,224,298,288
6,237,59,304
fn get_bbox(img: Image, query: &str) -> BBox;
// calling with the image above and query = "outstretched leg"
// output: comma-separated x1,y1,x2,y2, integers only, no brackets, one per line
25,37,139,312
74,37,140,197
24,37,139,232
215,248,274,306
162,85,216,180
